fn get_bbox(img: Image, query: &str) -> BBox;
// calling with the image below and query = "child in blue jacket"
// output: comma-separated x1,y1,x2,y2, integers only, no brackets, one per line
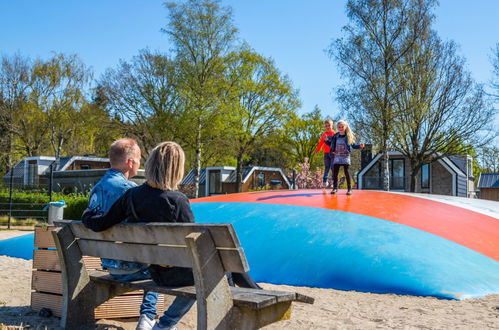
325,120,364,195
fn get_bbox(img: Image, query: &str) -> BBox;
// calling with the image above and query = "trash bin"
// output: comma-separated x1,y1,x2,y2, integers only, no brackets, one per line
44,200,66,224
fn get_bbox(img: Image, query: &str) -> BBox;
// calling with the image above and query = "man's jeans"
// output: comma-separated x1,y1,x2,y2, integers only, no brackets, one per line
113,267,195,327
111,269,159,320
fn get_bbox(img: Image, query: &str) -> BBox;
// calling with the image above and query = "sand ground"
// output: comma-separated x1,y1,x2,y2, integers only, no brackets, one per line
1,230,498,329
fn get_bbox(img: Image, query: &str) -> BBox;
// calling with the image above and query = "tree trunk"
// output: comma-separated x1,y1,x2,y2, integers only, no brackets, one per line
410,166,417,192
381,149,390,191
193,121,202,198
235,154,242,193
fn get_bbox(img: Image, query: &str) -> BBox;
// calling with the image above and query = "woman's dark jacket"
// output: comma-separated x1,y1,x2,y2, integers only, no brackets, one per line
82,183,194,232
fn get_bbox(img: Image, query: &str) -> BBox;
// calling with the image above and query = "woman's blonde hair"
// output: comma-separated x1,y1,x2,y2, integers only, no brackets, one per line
337,120,356,145
145,141,185,190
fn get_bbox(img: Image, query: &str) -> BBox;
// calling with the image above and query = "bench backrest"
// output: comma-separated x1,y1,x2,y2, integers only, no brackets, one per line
53,220,249,273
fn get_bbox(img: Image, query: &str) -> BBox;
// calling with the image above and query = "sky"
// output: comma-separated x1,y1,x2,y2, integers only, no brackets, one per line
1,0,498,120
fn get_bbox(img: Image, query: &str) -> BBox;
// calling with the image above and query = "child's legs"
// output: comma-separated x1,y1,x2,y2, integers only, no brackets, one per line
343,165,352,189
323,153,334,183
332,164,341,189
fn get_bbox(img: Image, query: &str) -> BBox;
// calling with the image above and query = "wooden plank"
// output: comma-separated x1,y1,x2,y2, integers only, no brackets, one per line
55,220,241,248
34,226,56,248
82,256,102,270
33,249,60,271
95,294,165,319
31,292,62,317
231,287,295,305
30,291,164,320
78,239,248,273
32,270,62,294
88,270,300,310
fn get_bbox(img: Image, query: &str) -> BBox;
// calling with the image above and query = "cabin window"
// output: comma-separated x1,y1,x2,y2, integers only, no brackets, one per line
421,163,430,189
208,171,222,195
27,160,38,185
80,164,90,170
258,173,265,187
390,159,405,190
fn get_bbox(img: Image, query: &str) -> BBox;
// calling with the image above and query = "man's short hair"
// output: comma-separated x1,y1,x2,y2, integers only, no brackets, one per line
109,138,139,168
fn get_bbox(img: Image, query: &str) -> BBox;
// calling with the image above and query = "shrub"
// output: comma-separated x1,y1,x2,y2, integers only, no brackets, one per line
0,188,89,222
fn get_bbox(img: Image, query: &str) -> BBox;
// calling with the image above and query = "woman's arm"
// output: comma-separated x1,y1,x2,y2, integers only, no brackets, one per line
175,194,195,223
82,190,130,232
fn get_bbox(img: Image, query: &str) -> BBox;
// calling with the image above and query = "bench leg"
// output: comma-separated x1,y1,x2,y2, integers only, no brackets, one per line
52,226,130,329
186,231,234,330
231,301,293,330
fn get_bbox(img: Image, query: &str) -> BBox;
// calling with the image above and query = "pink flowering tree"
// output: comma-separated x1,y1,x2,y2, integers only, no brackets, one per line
295,158,324,189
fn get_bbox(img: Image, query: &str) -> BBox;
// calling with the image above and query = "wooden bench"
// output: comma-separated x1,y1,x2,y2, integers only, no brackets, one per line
52,220,314,329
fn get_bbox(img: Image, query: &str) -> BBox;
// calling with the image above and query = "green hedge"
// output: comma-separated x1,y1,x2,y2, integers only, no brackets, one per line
0,188,89,222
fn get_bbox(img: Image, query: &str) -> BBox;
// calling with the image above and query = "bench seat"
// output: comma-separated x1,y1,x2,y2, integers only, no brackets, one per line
89,270,313,309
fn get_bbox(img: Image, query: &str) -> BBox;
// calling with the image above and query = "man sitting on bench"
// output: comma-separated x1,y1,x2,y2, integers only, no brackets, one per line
88,138,160,330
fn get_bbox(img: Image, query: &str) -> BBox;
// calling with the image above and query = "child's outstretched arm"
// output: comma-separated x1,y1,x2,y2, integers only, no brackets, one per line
315,133,326,153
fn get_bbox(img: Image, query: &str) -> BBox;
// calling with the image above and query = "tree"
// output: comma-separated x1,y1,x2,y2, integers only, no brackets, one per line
330,0,436,190
476,146,499,173
492,43,499,100
29,54,92,160
100,49,180,156
0,54,31,172
284,106,324,169
223,48,300,192
1,53,113,166
391,33,495,191
163,0,238,197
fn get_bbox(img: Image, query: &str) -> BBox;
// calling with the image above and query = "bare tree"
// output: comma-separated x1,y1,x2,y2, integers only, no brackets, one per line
476,146,499,173
100,49,180,156
391,33,495,191
492,43,499,100
329,0,436,190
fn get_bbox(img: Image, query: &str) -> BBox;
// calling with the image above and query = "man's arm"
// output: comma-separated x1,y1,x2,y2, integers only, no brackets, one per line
82,191,130,232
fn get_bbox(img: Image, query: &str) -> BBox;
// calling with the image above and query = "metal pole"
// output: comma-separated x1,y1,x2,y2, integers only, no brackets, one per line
8,164,14,230
292,168,297,190
48,161,54,202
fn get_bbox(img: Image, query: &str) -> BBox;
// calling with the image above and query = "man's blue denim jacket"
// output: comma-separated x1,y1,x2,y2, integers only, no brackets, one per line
88,168,146,273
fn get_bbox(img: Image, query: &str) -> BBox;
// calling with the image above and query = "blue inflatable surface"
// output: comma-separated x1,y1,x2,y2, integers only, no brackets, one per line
191,202,499,299
0,233,34,260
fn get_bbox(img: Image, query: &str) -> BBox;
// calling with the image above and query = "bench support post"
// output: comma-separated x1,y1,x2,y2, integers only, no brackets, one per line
232,301,293,329
52,226,130,329
186,230,233,329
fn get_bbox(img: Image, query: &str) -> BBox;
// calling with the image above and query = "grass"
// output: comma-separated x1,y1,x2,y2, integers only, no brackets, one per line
0,217,43,227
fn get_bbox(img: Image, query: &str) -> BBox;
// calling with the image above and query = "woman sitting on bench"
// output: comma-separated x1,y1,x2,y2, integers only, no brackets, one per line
81,141,202,330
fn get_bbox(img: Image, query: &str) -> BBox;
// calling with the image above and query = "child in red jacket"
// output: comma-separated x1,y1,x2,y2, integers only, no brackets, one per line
315,119,336,188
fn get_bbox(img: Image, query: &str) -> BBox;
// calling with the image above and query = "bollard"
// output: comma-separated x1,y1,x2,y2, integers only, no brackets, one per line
44,200,66,224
